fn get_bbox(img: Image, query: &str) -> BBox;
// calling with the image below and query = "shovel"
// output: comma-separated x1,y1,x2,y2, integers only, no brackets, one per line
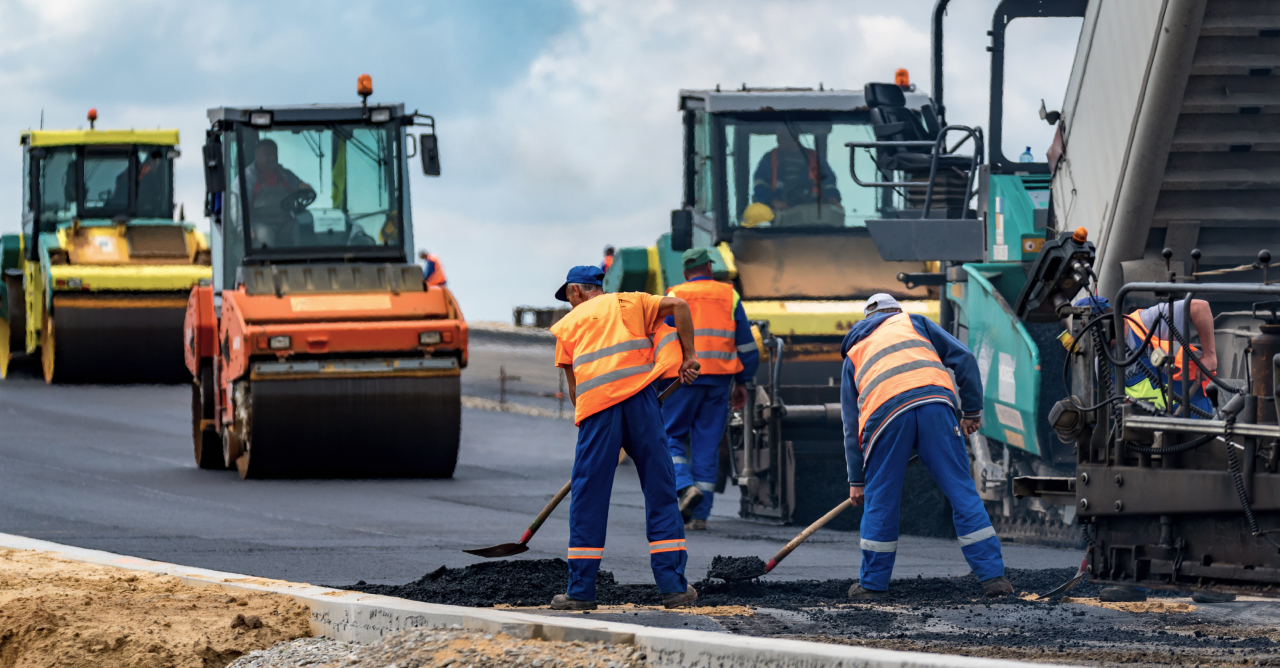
712,498,855,581
464,379,685,558
1035,557,1088,601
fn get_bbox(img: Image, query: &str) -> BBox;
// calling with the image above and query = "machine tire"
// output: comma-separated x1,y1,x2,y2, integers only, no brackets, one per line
192,365,224,470
222,425,243,470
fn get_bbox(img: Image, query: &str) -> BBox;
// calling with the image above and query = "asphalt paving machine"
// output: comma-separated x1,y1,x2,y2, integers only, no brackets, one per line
186,78,466,479
607,85,961,533
0,112,211,382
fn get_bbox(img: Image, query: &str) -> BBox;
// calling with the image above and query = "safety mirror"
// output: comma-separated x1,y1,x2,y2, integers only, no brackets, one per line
202,134,225,194
670,210,693,252
420,134,441,177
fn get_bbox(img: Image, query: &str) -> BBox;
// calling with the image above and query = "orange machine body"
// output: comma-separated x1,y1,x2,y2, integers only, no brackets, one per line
184,284,468,430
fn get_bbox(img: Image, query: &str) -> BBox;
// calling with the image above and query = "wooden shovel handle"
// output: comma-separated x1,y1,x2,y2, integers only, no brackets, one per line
658,381,681,403
519,480,572,544
764,498,854,573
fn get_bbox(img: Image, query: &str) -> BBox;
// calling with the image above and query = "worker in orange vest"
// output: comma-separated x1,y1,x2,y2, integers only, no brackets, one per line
601,245,615,273
660,248,759,530
549,265,702,610
842,294,1012,599
418,249,447,287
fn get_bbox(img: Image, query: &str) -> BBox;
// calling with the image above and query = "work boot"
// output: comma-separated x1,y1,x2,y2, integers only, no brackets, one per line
1191,590,1237,604
981,576,1014,598
684,519,707,531
549,594,597,611
662,585,698,609
677,486,704,523
1099,586,1147,603
848,584,888,600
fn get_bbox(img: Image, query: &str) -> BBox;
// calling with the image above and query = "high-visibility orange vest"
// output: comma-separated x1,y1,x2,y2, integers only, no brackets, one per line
661,280,743,377
1123,309,1205,385
846,313,955,440
551,293,683,424
425,253,447,287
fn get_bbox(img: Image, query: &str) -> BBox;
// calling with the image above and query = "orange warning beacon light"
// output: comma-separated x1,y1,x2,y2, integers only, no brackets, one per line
87,108,98,130
1073,227,1088,243
357,74,373,106
895,68,910,88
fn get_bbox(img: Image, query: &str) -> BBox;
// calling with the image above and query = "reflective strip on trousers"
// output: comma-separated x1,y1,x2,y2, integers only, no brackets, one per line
568,547,604,560
860,538,898,552
576,364,655,395
694,481,716,492
672,456,689,464
573,338,652,369
957,526,997,547
858,360,951,410
694,328,735,339
854,340,938,387
737,341,758,353
650,539,687,554
697,350,736,360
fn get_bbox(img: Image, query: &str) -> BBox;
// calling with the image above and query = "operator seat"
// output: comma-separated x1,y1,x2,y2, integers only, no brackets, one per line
864,83,969,174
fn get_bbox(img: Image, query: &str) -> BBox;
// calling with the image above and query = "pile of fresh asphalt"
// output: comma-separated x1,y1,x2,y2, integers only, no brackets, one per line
337,560,1280,665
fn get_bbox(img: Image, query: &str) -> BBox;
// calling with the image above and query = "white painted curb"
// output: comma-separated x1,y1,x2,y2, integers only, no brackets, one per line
0,533,1062,668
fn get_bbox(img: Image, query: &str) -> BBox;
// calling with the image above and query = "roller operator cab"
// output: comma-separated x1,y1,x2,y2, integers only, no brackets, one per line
0,113,212,382
608,85,962,533
186,83,466,479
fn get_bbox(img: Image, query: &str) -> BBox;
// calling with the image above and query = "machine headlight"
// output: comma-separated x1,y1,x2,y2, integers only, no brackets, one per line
249,111,273,127
419,331,442,345
268,335,291,350
370,108,392,123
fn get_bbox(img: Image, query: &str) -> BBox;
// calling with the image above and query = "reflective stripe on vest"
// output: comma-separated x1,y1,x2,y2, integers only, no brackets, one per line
550,293,683,424
846,313,955,450
662,280,743,377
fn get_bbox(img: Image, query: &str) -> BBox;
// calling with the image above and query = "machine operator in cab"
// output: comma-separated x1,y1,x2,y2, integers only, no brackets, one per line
660,248,759,530
549,265,701,611
752,127,842,215
245,139,312,248
842,295,1013,599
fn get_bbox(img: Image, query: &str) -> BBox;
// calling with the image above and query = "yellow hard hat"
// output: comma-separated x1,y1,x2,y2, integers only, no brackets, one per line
743,202,774,228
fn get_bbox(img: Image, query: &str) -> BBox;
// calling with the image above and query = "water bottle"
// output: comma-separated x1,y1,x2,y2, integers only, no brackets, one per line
1019,146,1034,163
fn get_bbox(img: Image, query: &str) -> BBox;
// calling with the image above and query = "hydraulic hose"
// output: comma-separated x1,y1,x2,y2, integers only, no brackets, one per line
1221,411,1280,550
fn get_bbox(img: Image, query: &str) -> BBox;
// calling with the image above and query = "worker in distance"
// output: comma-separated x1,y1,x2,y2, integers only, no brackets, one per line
842,294,1013,599
659,248,759,530
548,265,702,610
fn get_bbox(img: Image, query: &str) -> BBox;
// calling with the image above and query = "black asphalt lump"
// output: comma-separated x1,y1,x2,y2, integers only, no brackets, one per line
706,555,767,581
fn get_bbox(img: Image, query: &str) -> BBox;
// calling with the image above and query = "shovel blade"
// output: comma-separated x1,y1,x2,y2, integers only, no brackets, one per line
463,543,530,559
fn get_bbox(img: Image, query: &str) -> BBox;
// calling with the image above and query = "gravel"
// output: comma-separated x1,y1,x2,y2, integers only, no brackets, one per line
229,628,644,668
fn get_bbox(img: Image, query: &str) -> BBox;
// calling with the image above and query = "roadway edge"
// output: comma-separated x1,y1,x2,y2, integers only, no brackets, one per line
0,532,1061,668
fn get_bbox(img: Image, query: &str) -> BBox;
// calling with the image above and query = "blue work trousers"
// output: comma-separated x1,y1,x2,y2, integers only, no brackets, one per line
568,386,688,600
858,403,1004,591
662,381,730,519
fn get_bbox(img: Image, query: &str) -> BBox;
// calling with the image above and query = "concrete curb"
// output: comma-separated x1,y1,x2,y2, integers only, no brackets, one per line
0,533,1062,668
470,322,556,346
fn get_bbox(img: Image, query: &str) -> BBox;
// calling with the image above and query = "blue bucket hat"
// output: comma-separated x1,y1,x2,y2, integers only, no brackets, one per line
1074,296,1111,314
555,265,606,302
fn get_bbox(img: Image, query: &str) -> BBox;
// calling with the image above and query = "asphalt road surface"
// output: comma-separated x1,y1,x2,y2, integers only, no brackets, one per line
0,327,1079,590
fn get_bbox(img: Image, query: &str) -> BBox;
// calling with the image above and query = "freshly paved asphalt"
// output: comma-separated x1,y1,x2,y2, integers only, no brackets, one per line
0,327,1079,590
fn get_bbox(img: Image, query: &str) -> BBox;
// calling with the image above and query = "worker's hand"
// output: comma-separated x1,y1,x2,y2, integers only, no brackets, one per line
960,418,981,436
679,359,701,384
732,384,748,410
1199,351,1218,376
849,485,865,507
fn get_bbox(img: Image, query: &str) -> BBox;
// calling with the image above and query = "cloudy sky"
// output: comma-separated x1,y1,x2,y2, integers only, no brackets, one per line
0,0,1081,321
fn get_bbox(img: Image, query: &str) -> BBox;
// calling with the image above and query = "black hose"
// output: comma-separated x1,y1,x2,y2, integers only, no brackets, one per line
1160,310,1243,395
1219,411,1280,550
1124,433,1215,455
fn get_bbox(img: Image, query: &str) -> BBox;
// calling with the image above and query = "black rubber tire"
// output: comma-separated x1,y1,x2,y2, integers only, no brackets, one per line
192,365,224,470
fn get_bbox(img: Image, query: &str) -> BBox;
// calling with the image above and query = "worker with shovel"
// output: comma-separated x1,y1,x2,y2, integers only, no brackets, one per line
660,248,759,530
842,294,1014,599
548,265,702,610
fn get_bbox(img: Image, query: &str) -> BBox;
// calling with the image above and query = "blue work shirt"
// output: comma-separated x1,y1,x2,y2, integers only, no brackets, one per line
664,276,760,386
840,312,983,485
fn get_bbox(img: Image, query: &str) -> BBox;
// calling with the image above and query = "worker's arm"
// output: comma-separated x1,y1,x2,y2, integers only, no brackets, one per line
1189,299,1217,375
841,357,866,506
732,296,759,409
656,296,700,383
561,365,577,406
915,315,983,435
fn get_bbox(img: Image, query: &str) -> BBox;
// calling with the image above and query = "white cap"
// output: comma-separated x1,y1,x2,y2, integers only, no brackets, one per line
864,293,902,316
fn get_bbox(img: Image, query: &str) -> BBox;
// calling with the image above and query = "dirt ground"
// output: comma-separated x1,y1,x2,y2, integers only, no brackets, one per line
0,549,310,668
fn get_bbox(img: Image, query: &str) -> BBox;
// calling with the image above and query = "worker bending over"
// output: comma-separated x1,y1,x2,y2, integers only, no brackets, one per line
549,265,701,610
661,248,759,530
842,294,1012,599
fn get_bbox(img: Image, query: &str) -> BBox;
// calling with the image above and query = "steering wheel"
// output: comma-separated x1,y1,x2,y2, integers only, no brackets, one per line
279,187,317,213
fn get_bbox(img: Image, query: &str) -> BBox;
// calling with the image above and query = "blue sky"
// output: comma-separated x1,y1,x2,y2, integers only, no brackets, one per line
0,0,1080,321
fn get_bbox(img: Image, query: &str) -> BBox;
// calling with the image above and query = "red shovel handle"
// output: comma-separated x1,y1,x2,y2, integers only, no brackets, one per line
764,498,854,573
520,480,572,545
